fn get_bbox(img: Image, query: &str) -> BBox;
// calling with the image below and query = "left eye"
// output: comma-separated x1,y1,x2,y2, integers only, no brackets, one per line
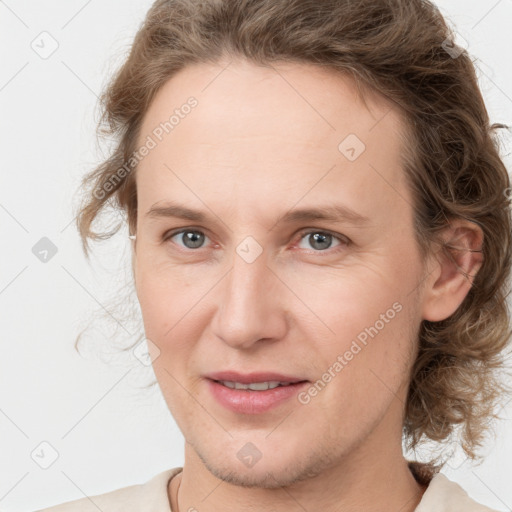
163,229,348,252
296,230,348,252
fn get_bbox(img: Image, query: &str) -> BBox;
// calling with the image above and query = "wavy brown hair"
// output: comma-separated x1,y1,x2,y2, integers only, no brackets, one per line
76,0,512,470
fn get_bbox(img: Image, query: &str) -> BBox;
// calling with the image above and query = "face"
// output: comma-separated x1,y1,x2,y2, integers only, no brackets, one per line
133,58,429,487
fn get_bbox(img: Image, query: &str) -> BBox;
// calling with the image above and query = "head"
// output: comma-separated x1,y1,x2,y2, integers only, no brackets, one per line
77,0,512,482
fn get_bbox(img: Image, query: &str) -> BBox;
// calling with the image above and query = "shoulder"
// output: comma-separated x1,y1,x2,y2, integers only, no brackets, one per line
33,467,182,512
416,472,500,512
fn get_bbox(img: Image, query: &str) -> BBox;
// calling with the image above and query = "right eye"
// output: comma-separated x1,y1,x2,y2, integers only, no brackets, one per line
163,228,212,250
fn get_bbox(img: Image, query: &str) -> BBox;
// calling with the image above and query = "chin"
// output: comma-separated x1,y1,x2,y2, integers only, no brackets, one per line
194,439,335,489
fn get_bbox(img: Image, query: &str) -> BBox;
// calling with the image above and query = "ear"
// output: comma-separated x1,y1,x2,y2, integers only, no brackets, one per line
421,218,484,322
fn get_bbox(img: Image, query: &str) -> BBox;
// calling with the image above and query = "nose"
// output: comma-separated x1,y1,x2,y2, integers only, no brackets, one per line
210,248,289,350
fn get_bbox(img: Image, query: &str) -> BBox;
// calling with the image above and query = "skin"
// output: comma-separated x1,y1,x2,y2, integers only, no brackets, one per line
131,57,483,512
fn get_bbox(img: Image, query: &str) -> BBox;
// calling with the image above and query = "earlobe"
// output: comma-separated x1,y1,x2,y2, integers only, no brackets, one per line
421,219,484,322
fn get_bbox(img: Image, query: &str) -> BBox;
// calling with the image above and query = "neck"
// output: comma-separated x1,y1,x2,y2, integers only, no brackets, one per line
169,447,427,512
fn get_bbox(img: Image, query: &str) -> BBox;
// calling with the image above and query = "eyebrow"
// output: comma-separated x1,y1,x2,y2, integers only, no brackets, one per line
145,201,371,227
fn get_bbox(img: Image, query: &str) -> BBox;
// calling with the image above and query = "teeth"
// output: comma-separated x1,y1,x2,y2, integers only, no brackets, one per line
220,380,291,390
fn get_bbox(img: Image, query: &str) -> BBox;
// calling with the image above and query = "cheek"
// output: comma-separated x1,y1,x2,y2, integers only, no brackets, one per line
303,307,415,439
134,259,210,368
303,264,419,405
294,265,402,342
135,253,201,327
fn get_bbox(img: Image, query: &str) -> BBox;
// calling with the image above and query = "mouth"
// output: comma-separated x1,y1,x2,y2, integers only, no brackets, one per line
204,372,310,414
213,380,305,391
205,370,307,385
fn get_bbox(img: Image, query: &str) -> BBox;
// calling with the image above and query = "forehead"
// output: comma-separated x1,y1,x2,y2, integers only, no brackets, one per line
138,58,405,146
135,59,411,225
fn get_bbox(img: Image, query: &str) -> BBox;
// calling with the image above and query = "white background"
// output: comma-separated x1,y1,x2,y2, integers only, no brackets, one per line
1,1,511,511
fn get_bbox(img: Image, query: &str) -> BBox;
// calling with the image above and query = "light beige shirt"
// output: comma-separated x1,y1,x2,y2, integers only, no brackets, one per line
34,466,499,512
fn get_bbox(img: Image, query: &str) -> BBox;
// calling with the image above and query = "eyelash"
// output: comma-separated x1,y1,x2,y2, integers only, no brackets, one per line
162,227,350,255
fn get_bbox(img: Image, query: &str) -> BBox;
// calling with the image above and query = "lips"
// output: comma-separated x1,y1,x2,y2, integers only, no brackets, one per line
204,371,310,414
